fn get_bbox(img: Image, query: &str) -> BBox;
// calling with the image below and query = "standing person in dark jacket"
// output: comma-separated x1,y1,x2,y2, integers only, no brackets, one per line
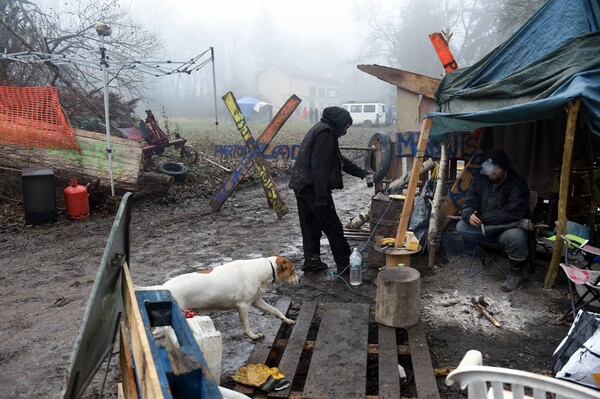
289,106,371,274
456,149,533,291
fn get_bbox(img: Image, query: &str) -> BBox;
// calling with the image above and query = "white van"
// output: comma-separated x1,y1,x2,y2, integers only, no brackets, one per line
341,102,386,127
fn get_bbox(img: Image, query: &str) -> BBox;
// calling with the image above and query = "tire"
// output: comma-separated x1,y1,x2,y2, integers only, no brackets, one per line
156,161,188,182
363,120,373,127
364,132,392,183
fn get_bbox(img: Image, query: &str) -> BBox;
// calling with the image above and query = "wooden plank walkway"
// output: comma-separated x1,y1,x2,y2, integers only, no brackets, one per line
303,303,369,399
232,302,440,399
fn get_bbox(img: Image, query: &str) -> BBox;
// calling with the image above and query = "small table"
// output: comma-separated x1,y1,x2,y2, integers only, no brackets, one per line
373,245,421,268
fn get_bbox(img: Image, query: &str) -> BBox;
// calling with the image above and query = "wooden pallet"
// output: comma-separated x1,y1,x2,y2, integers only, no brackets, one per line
233,300,440,399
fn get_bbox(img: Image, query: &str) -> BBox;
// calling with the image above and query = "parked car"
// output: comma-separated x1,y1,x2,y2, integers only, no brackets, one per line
341,102,386,127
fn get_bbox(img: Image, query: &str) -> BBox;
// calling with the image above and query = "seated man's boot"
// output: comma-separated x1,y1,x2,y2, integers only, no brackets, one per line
501,259,525,292
302,253,328,273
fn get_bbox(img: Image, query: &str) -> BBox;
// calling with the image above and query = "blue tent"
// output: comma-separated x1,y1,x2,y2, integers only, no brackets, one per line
427,0,600,139
237,97,274,122
237,97,263,120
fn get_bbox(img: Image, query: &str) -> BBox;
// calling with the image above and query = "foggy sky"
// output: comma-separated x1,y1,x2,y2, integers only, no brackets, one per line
128,0,401,114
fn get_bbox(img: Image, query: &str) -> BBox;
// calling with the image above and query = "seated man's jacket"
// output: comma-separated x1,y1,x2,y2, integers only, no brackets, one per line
461,169,531,226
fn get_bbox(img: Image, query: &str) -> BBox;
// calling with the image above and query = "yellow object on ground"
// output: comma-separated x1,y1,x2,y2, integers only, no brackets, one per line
231,364,285,387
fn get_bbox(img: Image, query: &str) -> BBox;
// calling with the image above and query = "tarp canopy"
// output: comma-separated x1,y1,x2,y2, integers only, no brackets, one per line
427,0,600,139
237,96,274,122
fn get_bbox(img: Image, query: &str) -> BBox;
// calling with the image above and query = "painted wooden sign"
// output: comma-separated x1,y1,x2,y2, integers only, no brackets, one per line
439,149,485,231
210,93,301,218
396,131,478,159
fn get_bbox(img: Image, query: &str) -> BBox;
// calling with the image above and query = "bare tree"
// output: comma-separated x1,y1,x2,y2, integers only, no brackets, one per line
1,0,161,128
498,0,545,34
453,0,507,67
354,0,535,76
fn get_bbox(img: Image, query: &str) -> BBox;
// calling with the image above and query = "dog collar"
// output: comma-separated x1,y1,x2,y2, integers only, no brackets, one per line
269,261,276,283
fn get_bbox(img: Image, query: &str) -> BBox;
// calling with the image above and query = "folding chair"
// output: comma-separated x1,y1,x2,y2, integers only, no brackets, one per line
446,350,600,399
560,235,600,319
466,191,539,278
466,242,507,278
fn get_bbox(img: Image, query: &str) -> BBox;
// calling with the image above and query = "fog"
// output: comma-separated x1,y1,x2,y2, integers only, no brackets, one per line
126,0,416,117
34,0,510,119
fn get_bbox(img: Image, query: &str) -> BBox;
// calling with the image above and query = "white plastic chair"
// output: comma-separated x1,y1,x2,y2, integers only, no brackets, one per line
446,350,600,399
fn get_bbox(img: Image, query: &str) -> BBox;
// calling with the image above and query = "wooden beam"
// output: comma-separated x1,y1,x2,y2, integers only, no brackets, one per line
122,262,164,398
407,321,441,399
395,118,432,247
119,321,139,399
357,64,440,99
544,98,581,288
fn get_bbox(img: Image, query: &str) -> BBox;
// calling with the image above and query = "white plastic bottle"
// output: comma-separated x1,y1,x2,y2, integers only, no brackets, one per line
349,248,362,286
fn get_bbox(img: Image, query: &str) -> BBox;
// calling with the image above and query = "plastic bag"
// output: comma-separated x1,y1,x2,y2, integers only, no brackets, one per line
408,180,436,252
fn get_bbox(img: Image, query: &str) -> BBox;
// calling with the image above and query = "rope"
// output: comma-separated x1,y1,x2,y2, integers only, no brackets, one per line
328,196,398,291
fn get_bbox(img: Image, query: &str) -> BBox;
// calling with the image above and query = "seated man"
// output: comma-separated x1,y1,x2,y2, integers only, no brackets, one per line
457,149,532,292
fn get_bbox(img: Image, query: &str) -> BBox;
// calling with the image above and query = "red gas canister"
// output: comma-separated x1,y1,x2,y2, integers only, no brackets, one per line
64,178,89,220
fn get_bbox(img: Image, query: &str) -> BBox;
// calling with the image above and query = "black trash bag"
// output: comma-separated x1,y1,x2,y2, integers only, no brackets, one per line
408,180,436,253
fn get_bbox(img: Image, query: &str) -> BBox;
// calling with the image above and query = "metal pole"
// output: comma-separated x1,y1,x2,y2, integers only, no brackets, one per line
100,35,115,196
210,47,219,147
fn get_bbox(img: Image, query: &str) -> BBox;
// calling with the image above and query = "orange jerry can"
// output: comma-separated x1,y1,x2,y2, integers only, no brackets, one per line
64,178,89,220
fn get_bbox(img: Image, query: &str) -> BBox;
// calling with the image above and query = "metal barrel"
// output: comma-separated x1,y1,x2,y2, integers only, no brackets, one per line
367,195,404,268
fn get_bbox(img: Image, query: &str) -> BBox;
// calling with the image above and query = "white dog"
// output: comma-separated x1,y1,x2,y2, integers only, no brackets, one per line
139,256,299,340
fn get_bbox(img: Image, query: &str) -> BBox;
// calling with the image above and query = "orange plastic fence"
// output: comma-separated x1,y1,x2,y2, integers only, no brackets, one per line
0,86,79,150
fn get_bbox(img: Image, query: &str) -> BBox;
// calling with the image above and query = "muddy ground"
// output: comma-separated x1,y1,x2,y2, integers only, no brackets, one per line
0,147,576,398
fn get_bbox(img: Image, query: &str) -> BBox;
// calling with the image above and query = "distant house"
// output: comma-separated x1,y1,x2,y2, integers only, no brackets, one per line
257,65,341,113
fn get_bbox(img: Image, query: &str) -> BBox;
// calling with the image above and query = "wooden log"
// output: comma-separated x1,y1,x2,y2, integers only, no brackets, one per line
545,98,581,288
375,267,420,328
139,171,174,187
346,201,371,229
428,140,448,267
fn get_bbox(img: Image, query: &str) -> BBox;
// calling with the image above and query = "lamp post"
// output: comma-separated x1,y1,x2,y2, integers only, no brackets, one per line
96,22,115,196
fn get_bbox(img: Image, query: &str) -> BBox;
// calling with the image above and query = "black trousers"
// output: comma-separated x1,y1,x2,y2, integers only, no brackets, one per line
295,195,351,267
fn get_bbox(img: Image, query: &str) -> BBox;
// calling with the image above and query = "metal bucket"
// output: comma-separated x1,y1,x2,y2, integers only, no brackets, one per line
367,195,404,268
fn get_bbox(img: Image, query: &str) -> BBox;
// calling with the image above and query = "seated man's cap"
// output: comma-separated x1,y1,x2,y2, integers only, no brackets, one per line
485,149,512,170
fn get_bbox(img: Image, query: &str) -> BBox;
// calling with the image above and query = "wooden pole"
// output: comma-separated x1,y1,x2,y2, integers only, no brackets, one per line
544,98,581,288
585,127,598,241
428,139,448,267
395,117,432,247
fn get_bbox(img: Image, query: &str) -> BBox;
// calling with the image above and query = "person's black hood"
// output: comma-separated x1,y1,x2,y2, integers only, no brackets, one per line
321,106,352,138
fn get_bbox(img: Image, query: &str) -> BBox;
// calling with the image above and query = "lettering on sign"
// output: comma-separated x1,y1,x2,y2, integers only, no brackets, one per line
213,144,300,160
396,131,478,159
